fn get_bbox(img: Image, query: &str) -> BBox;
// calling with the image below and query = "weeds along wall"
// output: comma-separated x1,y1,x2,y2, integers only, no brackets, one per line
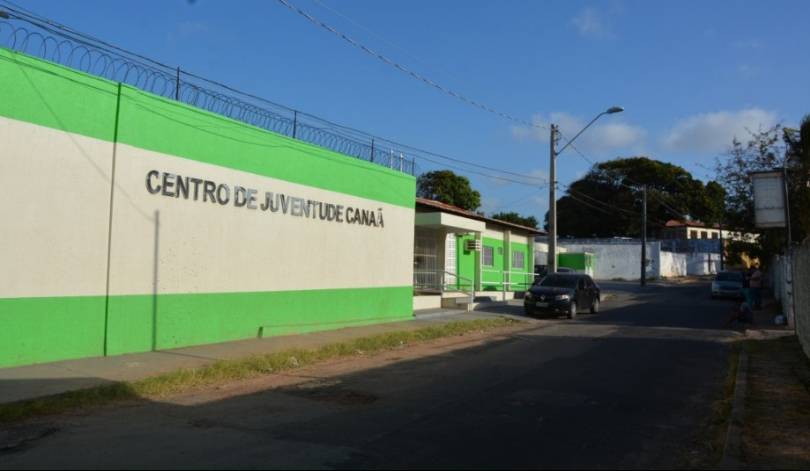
0,49,416,368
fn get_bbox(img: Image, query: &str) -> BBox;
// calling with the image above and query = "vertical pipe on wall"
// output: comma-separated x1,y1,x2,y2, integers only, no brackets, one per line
175,67,181,101
151,210,160,351
103,82,124,356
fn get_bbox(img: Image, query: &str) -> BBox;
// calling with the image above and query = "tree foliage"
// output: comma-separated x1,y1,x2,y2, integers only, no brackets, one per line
490,212,538,229
714,118,810,259
416,170,481,211
553,157,725,238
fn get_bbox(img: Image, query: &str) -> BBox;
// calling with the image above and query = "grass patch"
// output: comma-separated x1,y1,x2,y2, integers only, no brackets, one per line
0,317,520,424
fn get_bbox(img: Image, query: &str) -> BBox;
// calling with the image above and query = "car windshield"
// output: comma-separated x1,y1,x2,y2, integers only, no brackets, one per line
716,272,743,282
539,275,578,288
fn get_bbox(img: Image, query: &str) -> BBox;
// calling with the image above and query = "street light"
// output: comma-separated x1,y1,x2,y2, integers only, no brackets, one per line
547,106,624,273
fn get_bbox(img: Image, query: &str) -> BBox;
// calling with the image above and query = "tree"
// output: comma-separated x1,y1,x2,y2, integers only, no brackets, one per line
553,157,725,237
785,115,810,241
416,170,481,211
490,212,538,229
714,120,810,260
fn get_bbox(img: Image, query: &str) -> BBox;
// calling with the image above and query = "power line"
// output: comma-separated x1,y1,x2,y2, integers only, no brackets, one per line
276,0,545,130
555,129,699,224
567,188,638,216
415,154,548,188
0,1,550,187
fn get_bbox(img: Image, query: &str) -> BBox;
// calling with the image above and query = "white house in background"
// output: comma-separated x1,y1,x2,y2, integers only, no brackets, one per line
661,219,758,243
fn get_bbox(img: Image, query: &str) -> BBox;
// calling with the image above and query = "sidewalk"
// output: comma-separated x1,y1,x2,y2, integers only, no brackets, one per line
739,334,810,467
0,309,515,405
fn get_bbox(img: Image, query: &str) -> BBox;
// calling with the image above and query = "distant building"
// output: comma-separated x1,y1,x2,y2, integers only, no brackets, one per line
661,219,757,243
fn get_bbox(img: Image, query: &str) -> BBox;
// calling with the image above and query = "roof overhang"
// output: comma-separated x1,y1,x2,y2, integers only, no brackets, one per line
415,211,485,233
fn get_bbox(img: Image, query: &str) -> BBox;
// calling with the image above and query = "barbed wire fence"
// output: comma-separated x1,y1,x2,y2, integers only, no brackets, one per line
0,13,421,175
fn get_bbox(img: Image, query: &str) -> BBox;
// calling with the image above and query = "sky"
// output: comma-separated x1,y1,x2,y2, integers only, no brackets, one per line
11,0,810,221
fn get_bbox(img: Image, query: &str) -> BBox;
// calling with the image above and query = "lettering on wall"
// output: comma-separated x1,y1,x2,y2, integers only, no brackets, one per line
145,170,385,228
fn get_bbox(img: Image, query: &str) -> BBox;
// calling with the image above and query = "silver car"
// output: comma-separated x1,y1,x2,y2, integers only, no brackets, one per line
711,271,744,299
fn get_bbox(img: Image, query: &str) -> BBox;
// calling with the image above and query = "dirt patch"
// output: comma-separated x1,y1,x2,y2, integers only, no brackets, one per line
742,335,810,468
170,321,537,406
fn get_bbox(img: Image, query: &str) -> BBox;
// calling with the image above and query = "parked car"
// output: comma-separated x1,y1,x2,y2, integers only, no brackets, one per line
711,271,745,299
533,265,574,284
524,273,600,319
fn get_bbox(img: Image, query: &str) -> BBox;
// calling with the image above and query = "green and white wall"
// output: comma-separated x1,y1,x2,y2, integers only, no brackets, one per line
0,49,415,368
456,227,533,292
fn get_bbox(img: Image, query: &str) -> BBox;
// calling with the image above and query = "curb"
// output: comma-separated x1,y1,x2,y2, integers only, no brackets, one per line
720,348,748,468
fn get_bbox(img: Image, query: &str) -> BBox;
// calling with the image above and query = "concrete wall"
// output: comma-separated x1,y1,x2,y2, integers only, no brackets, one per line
660,251,687,278
685,253,720,276
558,241,660,281
0,49,416,368
792,241,810,360
771,253,796,329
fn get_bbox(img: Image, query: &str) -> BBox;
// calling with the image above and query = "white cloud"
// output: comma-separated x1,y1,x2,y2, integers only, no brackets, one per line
733,39,764,50
511,112,646,155
480,196,502,214
662,108,779,153
571,7,613,39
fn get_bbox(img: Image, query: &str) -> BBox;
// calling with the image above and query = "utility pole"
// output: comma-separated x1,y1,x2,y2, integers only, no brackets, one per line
641,185,647,287
719,221,725,270
548,124,558,273
545,107,624,275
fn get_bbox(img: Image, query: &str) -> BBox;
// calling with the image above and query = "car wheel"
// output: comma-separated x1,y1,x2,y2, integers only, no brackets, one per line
590,298,600,314
568,302,577,319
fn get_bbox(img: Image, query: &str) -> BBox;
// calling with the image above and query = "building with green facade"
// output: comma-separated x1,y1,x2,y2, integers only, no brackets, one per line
413,198,544,311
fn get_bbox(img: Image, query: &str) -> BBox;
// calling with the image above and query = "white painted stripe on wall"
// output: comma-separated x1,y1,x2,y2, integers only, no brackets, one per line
1,118,414,298
107,144,414,295
0,117,113,298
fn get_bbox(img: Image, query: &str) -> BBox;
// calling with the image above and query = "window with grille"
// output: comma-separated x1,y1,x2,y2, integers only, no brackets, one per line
512,251,525,269
482,246,494,266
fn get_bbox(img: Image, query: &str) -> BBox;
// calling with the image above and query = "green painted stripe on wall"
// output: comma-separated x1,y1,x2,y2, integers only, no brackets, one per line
105,286,413,356
116,87,414,209
0,48,415,208
0,286,413,368
0,49,119,142
0,296,107,368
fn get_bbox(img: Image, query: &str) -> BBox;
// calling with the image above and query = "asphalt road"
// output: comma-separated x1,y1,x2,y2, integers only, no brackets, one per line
0,280,739,469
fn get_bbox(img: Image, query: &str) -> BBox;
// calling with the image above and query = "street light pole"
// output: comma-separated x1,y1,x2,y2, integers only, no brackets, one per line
547,106,624,275
641,185,647,287
548,124,558,273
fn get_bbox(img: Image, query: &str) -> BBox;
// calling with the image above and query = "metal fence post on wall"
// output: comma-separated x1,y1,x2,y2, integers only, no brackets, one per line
292,110,298,139
175,67,181,101
370,139,375,163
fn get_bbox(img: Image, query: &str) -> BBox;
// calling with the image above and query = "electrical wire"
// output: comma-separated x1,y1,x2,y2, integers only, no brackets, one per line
555,128,688,224
276,0,545,130
0,1,549,187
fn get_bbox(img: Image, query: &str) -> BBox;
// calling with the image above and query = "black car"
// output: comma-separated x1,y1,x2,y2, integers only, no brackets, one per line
524,273,600,319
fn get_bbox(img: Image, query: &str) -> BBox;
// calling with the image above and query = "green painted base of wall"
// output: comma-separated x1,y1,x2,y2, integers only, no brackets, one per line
0,286,412,368
0,296,107,369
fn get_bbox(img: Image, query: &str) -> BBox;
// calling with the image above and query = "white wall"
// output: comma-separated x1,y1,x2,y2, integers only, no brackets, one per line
685,253,720,275
108,144,414,297
558,241,661,281
660,251,687,277
0,117,114,298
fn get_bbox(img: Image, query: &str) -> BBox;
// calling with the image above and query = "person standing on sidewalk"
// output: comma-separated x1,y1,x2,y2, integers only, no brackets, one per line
749,265,763,310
